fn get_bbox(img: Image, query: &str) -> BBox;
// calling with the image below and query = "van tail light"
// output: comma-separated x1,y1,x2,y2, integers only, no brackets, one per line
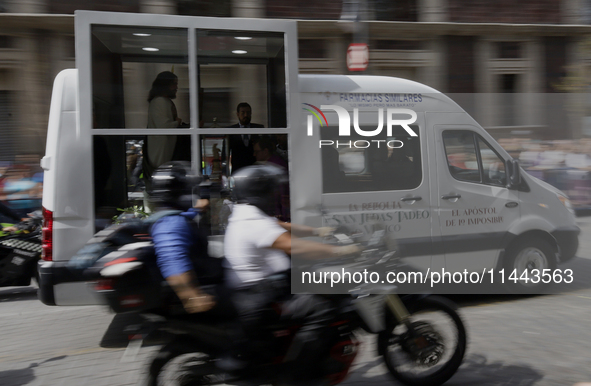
95,279,115,291
42,207,53,261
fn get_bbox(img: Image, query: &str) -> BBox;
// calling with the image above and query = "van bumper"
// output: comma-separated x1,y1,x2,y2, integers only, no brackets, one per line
552,226,580,262
37,260,87,306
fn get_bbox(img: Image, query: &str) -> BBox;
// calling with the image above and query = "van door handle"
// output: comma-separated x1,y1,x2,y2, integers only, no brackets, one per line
441,194,462,200
401,196,422,202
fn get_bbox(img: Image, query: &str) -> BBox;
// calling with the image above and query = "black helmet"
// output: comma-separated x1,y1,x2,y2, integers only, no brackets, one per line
230,164,287,214
150,161,202,210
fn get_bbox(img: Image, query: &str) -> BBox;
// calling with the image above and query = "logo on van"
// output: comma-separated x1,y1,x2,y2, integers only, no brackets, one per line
304,104,418,137
302,104,329,127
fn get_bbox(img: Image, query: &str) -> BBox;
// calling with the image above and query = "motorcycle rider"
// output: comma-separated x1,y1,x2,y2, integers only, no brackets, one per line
224,164,359,384
149,161,221,314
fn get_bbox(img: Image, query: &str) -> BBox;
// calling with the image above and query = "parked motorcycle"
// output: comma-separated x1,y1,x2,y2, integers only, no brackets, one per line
0,210,43,287
87,226,467,386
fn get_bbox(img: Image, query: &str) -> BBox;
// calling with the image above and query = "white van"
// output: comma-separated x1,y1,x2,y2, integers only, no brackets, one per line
38,11,579,305
293,75,579,293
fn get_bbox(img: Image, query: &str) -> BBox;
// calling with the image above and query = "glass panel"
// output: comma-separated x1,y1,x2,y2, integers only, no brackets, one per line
91,25,189,129
93,135,191,231
478,137,507,186
320,125,422,193
442,131,481,183
197,30,287,128
199,133,290,233
200,133,289,176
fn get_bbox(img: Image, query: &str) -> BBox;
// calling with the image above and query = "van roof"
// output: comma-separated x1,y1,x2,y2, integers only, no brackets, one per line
298,74,441,95
298,74,463,113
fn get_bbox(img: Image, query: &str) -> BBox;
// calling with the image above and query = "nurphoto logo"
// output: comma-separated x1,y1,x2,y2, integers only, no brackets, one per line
304,104,418,149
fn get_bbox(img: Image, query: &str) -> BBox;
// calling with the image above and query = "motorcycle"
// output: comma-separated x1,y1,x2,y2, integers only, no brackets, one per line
87,226,467,386
0,210,43,287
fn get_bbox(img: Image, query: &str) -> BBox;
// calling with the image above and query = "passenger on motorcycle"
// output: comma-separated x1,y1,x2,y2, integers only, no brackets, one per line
149,161,220,314
224,164,359,383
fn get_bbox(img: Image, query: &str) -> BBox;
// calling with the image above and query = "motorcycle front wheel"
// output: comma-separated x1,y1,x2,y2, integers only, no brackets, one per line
145,338,219,386
378,296,467,386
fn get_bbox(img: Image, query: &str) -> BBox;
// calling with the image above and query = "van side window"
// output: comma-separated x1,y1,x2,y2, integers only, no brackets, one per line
321,125,422,193
477,137,506,186
91,26,189,129
442,131,506,187
93,135,191,230
197,30,287,129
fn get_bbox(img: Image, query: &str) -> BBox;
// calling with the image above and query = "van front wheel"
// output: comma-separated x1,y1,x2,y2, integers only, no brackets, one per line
504,238,556,294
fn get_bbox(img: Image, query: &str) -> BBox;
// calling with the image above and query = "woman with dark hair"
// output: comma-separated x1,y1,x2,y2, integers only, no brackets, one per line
144,71,185,192
147,71,182,128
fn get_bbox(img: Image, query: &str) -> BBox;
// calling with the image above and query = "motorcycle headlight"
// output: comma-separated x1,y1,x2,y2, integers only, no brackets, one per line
557,194,574,215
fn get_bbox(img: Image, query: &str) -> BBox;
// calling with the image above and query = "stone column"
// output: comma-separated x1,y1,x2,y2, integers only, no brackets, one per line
418,37,444,91
475,37,493,127
561,0,583,24
523,39,544,130
565,37,584,138
4,0,48,13
140,0,177,15
15,31,52,157
232,0,264,18
418,0,448,22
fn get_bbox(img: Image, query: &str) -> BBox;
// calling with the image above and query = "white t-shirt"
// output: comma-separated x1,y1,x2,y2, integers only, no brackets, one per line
224,204,290,289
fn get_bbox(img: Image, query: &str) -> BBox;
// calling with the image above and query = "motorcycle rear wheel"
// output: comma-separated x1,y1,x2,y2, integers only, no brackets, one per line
145,339,219,386
379,296,467,386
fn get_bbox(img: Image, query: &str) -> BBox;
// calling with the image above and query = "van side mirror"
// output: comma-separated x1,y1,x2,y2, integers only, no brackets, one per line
507,159,521,189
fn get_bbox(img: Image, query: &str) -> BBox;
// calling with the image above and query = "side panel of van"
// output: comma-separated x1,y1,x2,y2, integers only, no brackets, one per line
317,112,436,271
295,81,442,274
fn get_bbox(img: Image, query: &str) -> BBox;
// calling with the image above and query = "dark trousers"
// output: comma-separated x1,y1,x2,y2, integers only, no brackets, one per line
231,275,336,380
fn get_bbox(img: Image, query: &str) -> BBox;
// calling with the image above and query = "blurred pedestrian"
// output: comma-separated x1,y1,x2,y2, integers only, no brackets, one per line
253,136,287,169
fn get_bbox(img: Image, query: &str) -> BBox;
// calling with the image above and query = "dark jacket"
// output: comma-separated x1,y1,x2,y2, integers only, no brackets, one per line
225,125,263,173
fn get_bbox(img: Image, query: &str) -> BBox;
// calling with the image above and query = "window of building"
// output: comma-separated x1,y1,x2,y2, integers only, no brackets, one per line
177,0,231,17
0,90,17,162
498,42,522,59
372,0,418,22
0,35,14,49
299,39,326,59
49,0,140,14
374,40,422,50
500,73,518,126
64,36,75,59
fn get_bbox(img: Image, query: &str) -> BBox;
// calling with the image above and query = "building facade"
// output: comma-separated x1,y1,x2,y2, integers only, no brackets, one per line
0,0,590,161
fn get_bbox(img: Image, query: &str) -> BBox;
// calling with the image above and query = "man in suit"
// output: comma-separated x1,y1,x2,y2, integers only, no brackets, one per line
227,102,264,173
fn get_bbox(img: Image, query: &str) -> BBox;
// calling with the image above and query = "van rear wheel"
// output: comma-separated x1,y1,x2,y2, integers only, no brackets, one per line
504,238,556,294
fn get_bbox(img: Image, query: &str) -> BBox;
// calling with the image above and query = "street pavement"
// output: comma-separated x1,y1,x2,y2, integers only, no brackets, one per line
1,218,591,385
